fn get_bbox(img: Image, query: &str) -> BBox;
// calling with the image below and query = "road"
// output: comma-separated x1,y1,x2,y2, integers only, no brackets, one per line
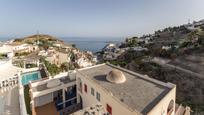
152,57,204,79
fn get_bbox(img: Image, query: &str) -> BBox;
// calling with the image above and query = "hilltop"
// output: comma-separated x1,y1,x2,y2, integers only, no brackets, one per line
13,34,63,44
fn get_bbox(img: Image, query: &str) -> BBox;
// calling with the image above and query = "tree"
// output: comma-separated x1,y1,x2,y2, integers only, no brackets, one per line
60,62,69,72
201,26,204,31
47,64,60,76
42,44,49,50
40,57,60,76
70,52,75,62
72,44,76,48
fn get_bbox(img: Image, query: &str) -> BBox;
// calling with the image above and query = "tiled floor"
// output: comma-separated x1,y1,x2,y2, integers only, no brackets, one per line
34,102,59,115
0,86,20,115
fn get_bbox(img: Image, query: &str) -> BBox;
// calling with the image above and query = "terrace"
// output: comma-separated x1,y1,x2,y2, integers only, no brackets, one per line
30,72,79,115
33,102,59,115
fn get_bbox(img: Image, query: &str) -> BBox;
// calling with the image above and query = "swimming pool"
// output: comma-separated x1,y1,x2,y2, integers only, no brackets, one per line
21,71,41,85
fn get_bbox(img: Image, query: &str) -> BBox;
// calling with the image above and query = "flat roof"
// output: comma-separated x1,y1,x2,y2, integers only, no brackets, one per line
32,73,76,92
0,61,21,81
33,77,74,92
78,64,174,114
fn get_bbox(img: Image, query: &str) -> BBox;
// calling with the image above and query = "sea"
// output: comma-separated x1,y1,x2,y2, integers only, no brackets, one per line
0,37,124,53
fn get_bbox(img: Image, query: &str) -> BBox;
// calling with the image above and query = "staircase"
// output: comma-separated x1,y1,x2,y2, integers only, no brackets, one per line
175,104,191,115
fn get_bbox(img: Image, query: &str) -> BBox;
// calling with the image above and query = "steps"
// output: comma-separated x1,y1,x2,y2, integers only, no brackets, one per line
175,104,191,115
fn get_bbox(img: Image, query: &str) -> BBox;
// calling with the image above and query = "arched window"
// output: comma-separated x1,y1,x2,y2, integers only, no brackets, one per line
167,100,174,115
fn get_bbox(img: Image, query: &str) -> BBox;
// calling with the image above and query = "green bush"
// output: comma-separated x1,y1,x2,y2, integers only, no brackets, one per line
108,60,128,67
40,57,60,76
0,53,7,59
15,52,30,56
24,85,31,115
60,62,69,72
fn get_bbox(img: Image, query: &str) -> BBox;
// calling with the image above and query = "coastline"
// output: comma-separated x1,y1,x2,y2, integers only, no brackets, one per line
0,37,123,53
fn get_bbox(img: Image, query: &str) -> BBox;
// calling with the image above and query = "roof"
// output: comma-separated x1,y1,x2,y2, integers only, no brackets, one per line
32,72,76,92
0,60,21,81
78,63,175,114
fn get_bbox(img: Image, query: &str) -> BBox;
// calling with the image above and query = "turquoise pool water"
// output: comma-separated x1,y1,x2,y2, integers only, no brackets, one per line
21,71,41,85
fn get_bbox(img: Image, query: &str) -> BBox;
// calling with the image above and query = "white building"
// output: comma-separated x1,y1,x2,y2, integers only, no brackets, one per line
162,46,171,50
76,64,177,115
2,43,39,53
26,63,191,115
29,72,78,115
102,43,118,52
0,44,13,53
76,57,93,68
13,44,39,53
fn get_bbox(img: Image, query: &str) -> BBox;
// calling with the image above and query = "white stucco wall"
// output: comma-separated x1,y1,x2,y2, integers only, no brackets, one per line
34,93,53,107
147,84,176,115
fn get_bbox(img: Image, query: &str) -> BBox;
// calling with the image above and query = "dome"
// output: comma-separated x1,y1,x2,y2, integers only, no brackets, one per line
106,69,126,84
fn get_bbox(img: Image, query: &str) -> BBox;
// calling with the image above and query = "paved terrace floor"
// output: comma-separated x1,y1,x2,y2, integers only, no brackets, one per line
79,64,172,114
33,102,59,115
0,86,20,115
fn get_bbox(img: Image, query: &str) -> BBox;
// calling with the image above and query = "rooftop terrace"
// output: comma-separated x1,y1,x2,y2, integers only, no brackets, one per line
78,64,175,114
30,72,76,98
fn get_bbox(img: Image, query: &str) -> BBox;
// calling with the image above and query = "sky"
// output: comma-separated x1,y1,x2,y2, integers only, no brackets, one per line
0,0,204,39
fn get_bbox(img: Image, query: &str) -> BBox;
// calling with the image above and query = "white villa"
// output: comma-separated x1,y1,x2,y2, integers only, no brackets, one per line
0,43,39,54
25,64,190,115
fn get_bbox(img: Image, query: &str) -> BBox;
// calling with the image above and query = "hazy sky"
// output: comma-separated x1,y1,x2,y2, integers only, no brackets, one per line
0,0,204,39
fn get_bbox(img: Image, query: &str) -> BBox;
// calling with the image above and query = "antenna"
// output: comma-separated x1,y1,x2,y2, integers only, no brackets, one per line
37,30,39,39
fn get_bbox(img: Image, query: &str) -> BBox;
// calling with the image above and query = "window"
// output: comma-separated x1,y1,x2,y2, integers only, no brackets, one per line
84,84,87,93
167,100,174,115
96,92,100,101
91,88,95,96
106,104,112,115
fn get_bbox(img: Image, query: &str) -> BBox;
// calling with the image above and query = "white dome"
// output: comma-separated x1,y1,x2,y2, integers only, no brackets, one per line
106,69,126,84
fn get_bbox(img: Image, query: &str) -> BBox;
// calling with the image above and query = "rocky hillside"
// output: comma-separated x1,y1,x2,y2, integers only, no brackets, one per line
100,19,204,114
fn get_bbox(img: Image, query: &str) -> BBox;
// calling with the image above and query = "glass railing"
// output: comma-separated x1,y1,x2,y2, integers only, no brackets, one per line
65,92,77,100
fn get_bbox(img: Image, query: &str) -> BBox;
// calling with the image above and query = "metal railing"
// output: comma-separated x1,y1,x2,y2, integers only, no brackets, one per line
59,102,82,115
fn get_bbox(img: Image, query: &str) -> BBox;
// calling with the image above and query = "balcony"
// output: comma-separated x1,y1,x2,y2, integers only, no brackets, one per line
34,102,59,115
59,102,82,115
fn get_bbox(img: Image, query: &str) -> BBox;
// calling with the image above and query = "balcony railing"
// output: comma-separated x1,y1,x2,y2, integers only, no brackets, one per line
59,102,82,115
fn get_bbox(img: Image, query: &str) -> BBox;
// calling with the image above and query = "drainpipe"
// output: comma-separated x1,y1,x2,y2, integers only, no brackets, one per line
63,86,66,108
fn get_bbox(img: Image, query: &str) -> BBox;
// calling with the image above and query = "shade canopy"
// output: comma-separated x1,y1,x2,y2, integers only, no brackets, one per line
47,79,61,88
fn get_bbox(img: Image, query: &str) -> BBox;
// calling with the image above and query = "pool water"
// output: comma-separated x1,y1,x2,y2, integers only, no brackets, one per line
21,71,41,85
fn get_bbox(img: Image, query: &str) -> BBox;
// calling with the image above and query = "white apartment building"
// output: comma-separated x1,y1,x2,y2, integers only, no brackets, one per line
2,43,39,53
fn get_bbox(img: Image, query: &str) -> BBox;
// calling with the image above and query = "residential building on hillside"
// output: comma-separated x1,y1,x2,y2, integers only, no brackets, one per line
26,63,190,115
76,64,176,115
46,51,69,66
30,72,78,115
2,43,39,53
